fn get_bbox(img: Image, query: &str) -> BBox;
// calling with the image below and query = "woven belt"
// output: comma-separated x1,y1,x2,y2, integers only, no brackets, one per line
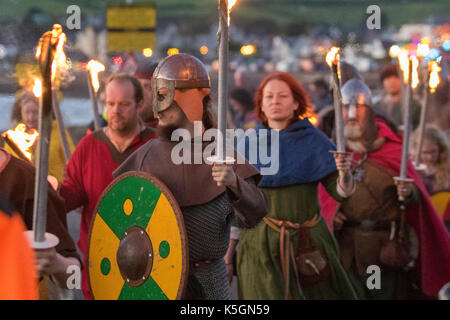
263,215,321,299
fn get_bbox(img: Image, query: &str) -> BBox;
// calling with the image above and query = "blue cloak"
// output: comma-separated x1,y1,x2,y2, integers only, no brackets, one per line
242,119,337,188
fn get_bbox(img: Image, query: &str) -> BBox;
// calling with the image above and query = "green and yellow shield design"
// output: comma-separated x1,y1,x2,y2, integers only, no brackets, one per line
87,171,188,300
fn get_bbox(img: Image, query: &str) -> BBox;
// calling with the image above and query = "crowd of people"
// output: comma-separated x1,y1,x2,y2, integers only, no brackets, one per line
0,50,449,300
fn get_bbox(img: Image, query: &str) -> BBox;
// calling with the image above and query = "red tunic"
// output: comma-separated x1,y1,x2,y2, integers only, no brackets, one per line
60,128,154,299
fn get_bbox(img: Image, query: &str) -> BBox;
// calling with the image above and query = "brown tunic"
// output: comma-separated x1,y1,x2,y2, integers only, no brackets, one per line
0,149,80,262
336,158,402,274
114,138,268,227
113,138,268,299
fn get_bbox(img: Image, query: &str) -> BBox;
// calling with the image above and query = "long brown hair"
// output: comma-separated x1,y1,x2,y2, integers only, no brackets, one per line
10,90,39,125
254,71,312,126
412,125,450,192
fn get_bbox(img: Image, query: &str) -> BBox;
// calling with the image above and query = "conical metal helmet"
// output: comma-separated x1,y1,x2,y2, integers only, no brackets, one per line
152,53,210,114
341,78,373,109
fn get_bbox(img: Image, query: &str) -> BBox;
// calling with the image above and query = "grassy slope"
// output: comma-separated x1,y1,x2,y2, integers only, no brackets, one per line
1,0,448,29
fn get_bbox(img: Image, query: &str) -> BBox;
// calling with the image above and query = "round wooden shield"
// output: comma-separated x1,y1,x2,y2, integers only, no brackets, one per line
87,171,188,300
431,190,450,220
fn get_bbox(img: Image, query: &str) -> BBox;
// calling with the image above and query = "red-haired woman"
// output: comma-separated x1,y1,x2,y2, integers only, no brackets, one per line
235,72,358,299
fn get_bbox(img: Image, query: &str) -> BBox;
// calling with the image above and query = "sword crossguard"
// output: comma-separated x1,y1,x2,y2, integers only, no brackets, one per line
393,176,414,203
206,155,235,165
24,230,59,250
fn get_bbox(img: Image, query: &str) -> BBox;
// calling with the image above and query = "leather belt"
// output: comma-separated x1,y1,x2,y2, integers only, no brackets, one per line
344,219,392,231
263,215,321,299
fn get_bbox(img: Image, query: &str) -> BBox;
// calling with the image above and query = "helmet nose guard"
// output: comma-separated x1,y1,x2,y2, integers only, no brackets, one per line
341,78,373,115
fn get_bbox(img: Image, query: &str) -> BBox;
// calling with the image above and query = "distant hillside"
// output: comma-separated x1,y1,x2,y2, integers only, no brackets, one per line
1,0,449,32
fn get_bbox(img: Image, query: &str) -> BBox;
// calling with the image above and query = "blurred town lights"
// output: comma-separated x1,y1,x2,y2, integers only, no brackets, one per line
142,48,153,58
240,45,256,56
112,56,123,66
426,48,441,60
416,43,430,57
443,40,450,51
389,45,401,58
167,48,179,56
200,45,209,55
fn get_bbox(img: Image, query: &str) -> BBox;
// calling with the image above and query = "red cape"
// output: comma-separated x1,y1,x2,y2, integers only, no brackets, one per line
319,119,450,298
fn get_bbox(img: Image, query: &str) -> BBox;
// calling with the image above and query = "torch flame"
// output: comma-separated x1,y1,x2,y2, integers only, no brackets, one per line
389,45,401,58
411,55,419,89
416,42,430,57
32,78,42,98
228,0,238,10
429,61,441,93
51,30,67,82
2,123,39,161
326,47,340,67
398,49,409,84
33,24,68,83
227,0,239,26
86,60,105,93
299,109,319,127
35,41,42,60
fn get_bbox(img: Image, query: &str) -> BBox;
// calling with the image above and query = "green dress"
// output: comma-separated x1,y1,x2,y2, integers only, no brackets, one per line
237,171,359,300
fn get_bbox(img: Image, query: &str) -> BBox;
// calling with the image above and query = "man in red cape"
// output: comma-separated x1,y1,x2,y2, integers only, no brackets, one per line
319,79,450,299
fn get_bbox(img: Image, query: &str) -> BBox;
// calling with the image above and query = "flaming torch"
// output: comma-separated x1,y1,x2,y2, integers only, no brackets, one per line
86,59,105,131
2,77,42,162
325,47,345,152
1,124,39,163
25,24,66,249
397,55,419,179
208,0,238,169
394,54,419,241
33,77,42,98
414,61,442,168
397,49,410,110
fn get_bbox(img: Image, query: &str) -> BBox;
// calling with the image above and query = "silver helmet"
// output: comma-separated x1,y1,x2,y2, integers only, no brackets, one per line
341,78,373,116
341,78,373,119
151,53,210,115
